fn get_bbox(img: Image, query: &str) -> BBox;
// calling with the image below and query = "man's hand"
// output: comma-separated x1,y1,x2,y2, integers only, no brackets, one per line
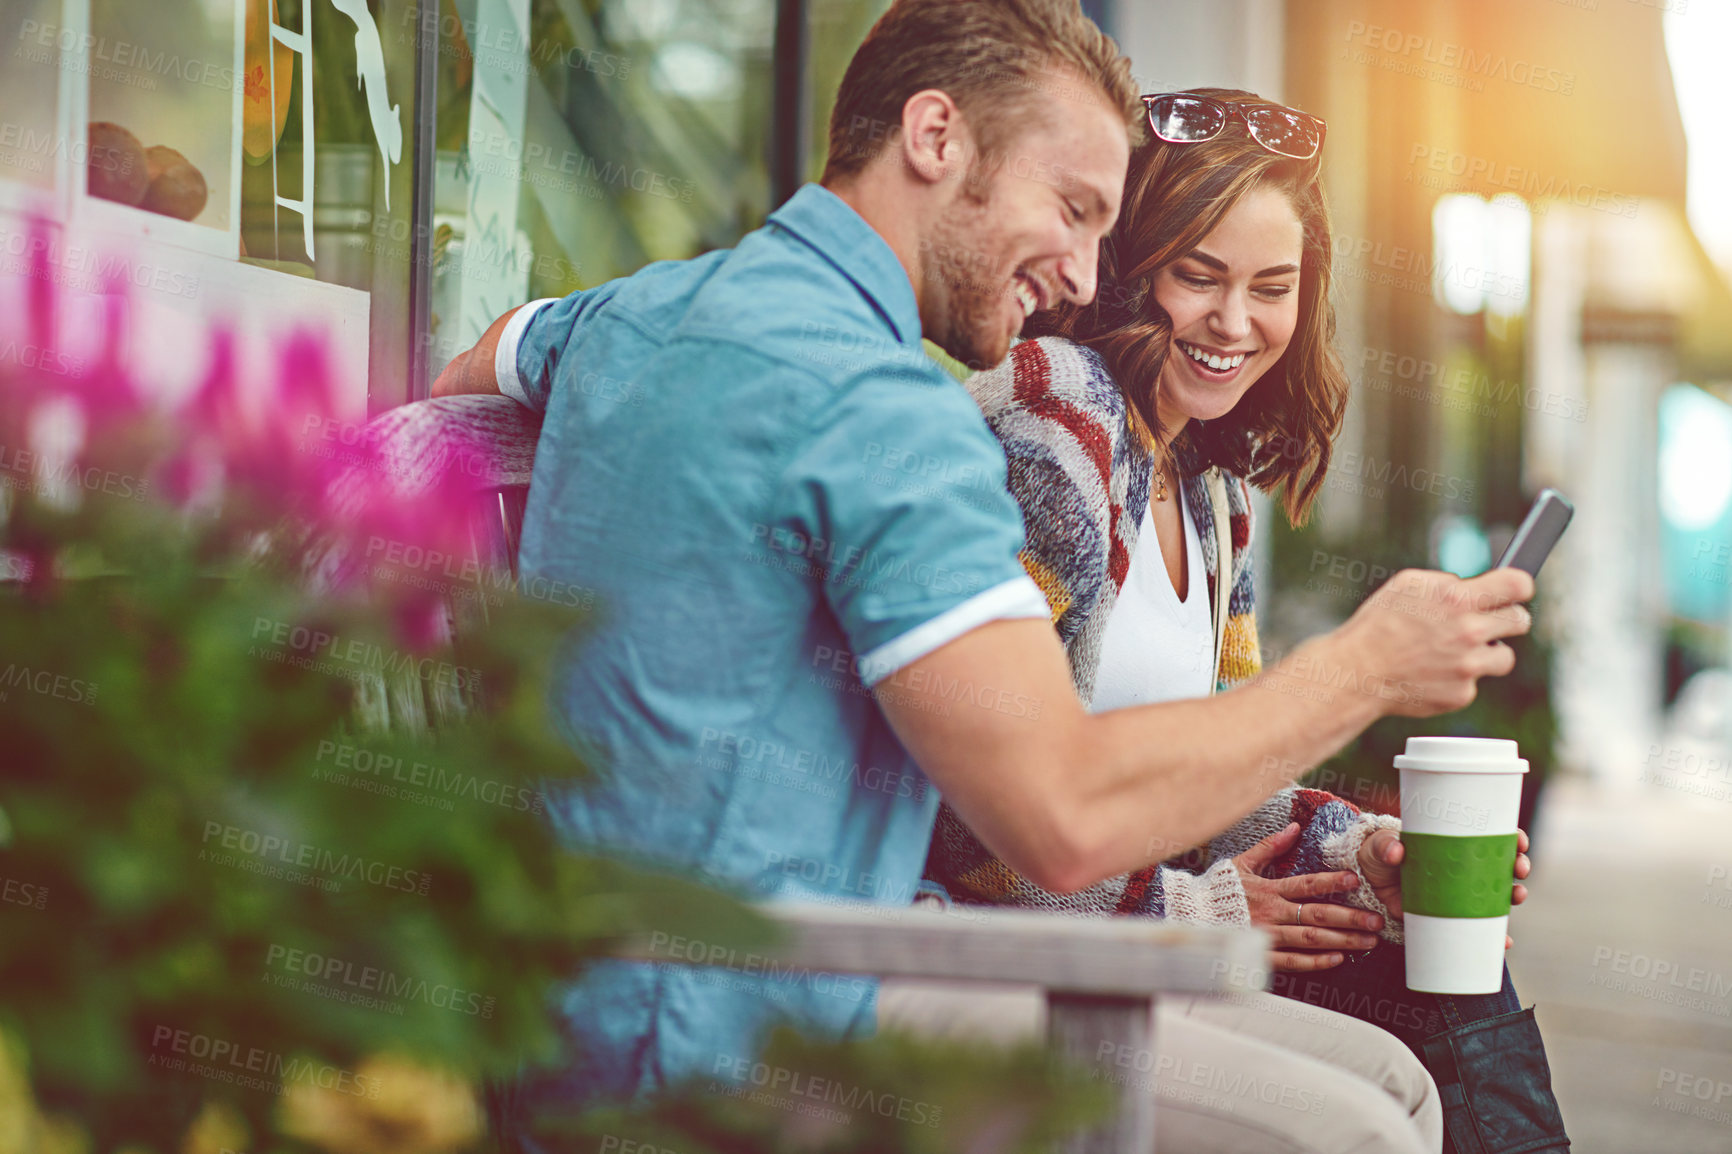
1231,822,1383,972
1321,567,1534,718
1358,827,1532,949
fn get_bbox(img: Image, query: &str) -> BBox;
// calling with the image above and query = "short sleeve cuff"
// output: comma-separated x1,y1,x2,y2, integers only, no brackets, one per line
856,576,1051,686
495,298,560,408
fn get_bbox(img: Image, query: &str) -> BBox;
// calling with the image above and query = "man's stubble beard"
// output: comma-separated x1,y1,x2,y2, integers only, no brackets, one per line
921,181,1017,372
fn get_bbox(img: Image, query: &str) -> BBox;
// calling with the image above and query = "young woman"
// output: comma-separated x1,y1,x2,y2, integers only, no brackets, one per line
924,89,1570,1154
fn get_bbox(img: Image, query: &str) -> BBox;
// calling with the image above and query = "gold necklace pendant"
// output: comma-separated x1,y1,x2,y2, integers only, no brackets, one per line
1129,410,1170,501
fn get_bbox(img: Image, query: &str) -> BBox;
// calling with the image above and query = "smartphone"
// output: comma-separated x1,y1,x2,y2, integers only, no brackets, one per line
1494,488,1574,577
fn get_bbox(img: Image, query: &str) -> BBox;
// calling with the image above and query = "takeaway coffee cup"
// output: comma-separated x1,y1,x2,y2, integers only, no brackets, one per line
1394,736,1527,994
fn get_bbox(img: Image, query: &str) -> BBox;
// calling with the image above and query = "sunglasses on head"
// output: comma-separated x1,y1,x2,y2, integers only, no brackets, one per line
1142,93,1327,161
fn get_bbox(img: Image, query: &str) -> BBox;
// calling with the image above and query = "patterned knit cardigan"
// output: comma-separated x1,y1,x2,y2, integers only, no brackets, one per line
924,337,1403,940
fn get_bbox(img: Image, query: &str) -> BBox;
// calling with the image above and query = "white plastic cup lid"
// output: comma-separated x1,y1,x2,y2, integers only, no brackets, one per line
1393,736,1528,774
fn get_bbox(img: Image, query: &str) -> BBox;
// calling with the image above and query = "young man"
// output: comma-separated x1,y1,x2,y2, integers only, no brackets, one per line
438,2,1529,1147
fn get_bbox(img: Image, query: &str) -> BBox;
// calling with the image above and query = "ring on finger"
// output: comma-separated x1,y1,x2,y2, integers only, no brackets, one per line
1294,902,1305,926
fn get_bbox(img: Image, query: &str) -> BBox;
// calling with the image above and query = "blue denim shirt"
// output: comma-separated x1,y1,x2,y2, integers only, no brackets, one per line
499,185,1050,1108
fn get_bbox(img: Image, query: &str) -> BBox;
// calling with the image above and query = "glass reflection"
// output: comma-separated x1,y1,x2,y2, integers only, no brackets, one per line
0,0,68,197
86,0,238,230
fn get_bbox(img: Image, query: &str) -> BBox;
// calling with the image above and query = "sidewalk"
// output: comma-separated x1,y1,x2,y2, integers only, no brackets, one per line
1507,772,1732,1153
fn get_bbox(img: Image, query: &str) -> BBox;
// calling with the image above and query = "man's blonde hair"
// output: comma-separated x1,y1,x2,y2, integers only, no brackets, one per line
821,0,1142,183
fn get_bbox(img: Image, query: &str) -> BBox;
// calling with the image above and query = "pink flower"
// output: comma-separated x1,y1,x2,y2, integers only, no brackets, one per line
392,594,451,655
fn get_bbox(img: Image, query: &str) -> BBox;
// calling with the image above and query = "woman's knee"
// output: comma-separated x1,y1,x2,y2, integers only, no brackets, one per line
1155,1001,1442,1154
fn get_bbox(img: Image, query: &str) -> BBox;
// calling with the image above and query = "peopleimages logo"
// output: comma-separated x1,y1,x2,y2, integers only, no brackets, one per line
264,944,496,1018
0,227,200,300
1333,232,1527,304
1094,1041,1330,1114
1357,347,1588,424
401,4,633,80
0,662,98,705
312,739,545,815
0,441,150,502
809,643,1044,721
1399,790,1490,831
709,1055,943,1128
17,21,244,93
1588,945,1732,1015
1330,449,1475,503
248,616,482,692
199,821,432,897
1,876,48,911
696,727,929,802
745,523,984,598
761,851,920,905
1406,144,1638,219
466,131,696,203
0,120,138,175
646,931,870,1002
1342,21,1576,94
148,1025,381,1099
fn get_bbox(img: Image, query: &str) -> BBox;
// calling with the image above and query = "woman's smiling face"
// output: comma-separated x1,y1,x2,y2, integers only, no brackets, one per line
1151,184,1304,436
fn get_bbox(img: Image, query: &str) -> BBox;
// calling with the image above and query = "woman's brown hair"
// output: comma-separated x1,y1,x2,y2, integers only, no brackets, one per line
1025,88,1348,525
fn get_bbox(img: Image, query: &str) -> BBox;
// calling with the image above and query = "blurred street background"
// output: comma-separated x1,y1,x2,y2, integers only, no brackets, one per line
1112,5,1732,1149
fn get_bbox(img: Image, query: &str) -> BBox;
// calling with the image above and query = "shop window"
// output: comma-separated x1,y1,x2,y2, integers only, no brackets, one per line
238,0,416,294
70,0,244,256
419,0,776,378
804,0,890,183
7,0,417,295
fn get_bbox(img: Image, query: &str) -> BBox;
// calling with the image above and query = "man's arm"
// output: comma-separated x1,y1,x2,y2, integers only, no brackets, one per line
877,567,1534,895
431,306,529,399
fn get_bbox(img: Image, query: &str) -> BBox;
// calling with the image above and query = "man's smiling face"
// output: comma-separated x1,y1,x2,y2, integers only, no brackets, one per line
920,78,1130,370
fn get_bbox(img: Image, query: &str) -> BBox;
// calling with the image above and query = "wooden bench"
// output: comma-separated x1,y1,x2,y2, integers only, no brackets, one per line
611,902,1267,1152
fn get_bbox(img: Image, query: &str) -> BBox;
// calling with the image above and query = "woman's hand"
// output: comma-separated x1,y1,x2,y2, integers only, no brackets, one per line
1232,822,1385,972
1357,827,1532,949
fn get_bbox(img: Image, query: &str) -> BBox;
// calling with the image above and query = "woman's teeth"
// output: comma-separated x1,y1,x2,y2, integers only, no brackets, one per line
1013,279,1038,319
1179,341,1246,372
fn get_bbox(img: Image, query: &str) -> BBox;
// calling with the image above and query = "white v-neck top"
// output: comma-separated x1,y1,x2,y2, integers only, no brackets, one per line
1089,492,1215,712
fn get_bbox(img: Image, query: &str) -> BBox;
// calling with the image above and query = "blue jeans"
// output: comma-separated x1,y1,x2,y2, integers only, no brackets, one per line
1272,944,1570,1154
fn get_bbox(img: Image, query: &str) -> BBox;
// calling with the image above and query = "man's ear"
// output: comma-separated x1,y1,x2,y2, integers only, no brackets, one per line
898,88,973,186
